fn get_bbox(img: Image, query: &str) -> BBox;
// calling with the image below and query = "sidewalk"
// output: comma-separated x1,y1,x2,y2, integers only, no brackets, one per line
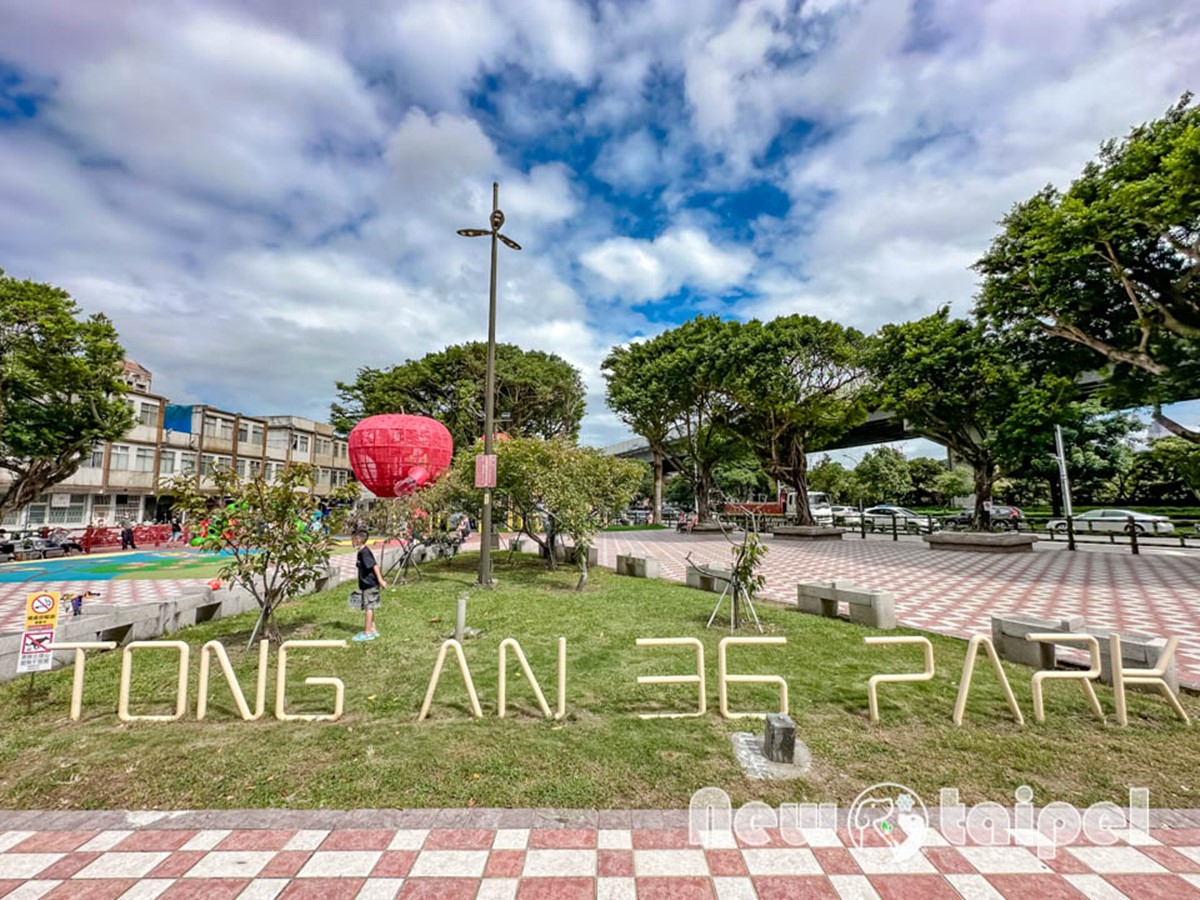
3,807,1200,898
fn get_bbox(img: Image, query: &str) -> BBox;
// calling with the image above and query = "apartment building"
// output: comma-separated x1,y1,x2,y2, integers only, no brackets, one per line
0,363,353,530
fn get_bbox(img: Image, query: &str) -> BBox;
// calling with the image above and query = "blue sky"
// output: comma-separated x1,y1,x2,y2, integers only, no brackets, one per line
0,0,1197,453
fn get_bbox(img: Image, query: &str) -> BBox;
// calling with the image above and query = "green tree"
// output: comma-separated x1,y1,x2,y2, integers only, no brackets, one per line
1135,437,1200,503
171,465,359,646
906,457,948,506
713,449,770,501
868,308,1072,528
807,455,855,503
994,402,1141,511
610,317,739,523
722,316,869,525
976,95,1200,443
443,437,642,588
934,465,974,505
0,270,134,518
853,447,912,505
331,342,586,449
602,340,679,523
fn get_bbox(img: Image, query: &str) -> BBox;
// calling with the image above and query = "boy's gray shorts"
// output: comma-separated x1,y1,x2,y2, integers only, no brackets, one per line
349,588,381,611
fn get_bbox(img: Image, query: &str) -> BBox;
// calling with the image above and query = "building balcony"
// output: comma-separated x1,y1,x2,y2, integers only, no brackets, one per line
106,471,156,490
127,423,161,444
59,468,106,488
202,436,236,454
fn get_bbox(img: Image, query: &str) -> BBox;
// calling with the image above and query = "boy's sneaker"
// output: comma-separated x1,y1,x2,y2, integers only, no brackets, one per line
352,632,369,642
363,632,379,641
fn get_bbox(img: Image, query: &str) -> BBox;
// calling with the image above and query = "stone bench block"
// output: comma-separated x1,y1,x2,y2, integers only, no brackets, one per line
615,554,660,579
991,614,1085,669
686,565,731,593
1087,628,1180,693
772,526,845,541
797,581,895,628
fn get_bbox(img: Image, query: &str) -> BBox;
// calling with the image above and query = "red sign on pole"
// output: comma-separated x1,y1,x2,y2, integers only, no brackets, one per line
475,454,497,488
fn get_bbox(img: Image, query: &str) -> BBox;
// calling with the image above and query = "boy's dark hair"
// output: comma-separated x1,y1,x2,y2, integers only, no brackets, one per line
352,530,368,541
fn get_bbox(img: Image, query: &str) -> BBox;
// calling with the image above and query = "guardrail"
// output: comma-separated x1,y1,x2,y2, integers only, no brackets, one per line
712,509,1200,555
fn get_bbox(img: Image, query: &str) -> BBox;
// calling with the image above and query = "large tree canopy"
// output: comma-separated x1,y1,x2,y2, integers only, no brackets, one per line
868,308,1074,528
722,315,868,525
0,269,133,518
975,94,1200,442
331,342,586,449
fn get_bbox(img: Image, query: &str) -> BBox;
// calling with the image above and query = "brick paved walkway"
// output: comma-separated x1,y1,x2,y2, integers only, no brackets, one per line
594,532,1200,686
3,808,1200,898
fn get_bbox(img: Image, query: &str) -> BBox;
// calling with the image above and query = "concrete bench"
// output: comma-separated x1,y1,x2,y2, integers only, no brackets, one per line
686,565,731,593
990,613,1178,692
773,526,845,541
797,581,896,629
615,554,660,579
925,532,1035,553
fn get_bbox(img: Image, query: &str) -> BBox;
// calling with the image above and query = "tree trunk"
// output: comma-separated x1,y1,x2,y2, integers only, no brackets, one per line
1049,476,1063,518
774,447,815,525
971,463,995,530
575,546,588,591
651,449,664,525
694,465,714,522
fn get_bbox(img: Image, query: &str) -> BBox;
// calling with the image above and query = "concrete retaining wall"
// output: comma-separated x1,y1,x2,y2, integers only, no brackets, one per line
0,564,340,682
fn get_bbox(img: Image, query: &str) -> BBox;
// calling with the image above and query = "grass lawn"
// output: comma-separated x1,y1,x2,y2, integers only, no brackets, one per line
1,552,1196,811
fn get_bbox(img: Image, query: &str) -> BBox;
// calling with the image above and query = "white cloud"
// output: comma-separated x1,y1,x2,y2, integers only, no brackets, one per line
582,226,755,302
0,0,1197,453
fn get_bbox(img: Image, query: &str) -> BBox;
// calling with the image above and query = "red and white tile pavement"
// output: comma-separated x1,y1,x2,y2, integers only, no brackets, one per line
4,808,1200,898
594,531,1200,686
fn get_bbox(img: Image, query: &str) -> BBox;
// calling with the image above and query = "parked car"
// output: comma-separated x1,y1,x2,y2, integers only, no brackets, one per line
1047,509,1175,535
945,505,1026,531
862,506,940,532
817,505,862,525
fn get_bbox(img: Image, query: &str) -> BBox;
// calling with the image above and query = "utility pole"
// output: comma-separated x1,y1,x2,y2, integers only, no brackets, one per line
458,183,521,587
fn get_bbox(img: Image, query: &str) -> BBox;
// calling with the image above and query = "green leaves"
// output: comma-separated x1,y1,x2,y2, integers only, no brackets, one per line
169,464,359,642
0,269,134,516
331,342,586,449
976,94,1200,440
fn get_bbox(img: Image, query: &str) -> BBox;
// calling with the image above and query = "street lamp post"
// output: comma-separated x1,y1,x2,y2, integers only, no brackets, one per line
458,182,521,587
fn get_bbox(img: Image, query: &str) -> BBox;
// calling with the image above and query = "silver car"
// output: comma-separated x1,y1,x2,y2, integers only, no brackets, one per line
1048,509,1175,535
862,506,940,532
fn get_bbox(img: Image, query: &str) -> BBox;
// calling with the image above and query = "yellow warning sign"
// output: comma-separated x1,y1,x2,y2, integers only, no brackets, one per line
25,592,60,629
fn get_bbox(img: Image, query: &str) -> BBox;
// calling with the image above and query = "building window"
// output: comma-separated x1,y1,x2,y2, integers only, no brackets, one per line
159,451,175,475
138,403,158,427
201,454,217,475
204,417,218,437
109,445,130,470
291,434,310,453
237,423,249,442
48,493,87,525
134,448,155,472
180,453,196,475
219,419,234,440
83,445,105,468
114,494,141,522
235,459,247,477
251,425,264,444
249,459,262,477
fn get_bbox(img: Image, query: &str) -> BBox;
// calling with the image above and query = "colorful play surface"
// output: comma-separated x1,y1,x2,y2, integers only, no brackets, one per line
0,549,230,582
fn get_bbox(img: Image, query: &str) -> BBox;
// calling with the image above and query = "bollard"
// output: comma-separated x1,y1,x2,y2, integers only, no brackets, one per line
1066,515,1076,552
1127,516,1139,555
891,516,898,542
860,514,867,540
